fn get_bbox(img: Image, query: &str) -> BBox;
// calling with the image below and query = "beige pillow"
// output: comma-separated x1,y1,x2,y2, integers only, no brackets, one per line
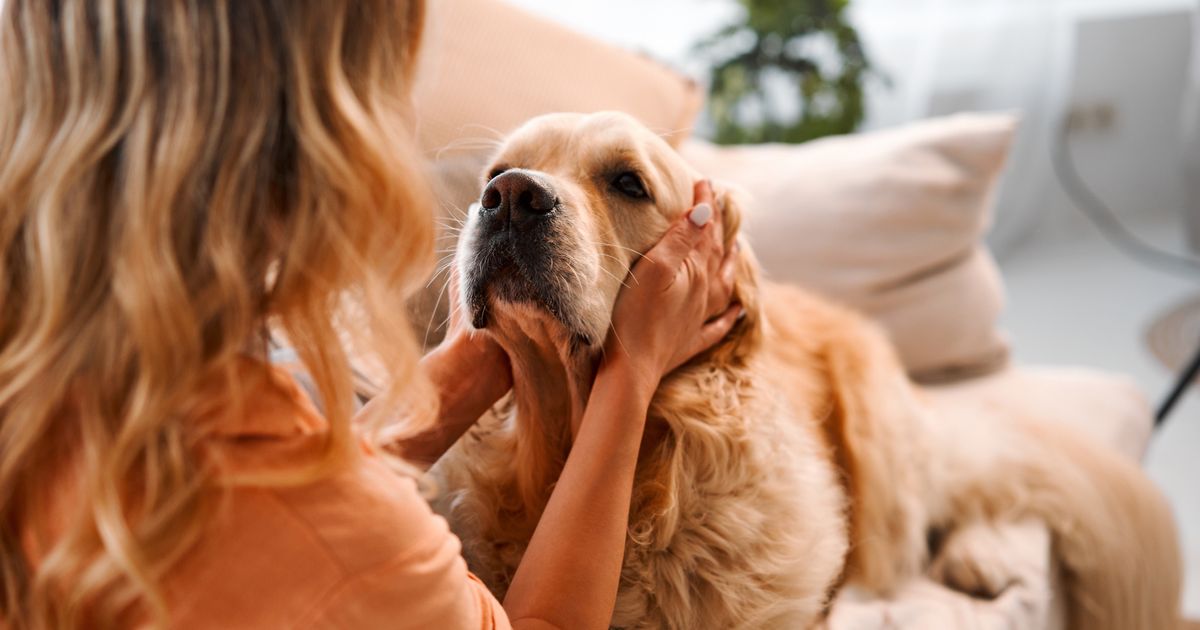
681,113,1018,381
412,0,703,155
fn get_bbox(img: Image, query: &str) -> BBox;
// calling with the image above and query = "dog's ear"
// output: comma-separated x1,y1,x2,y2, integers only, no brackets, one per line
709,182,762,363
714,181,748,253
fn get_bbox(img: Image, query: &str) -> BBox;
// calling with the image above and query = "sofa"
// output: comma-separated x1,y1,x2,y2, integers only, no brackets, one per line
399,0,1161,627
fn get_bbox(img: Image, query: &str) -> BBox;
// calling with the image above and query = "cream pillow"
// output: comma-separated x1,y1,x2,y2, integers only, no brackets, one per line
412,0,703,155
682,114,1018,380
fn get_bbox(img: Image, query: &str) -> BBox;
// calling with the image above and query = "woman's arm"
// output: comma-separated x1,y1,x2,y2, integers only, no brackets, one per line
388,331,511,468
501,358,655,629
502,181,740,630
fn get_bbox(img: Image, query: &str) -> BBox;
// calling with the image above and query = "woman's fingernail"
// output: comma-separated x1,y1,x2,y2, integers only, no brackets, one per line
690,203,713,227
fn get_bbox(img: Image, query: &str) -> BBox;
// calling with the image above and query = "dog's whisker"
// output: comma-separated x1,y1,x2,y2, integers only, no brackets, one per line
422,271,454,349
595,240,649,263
594,264,631,290
433,308,454,336
438,202,470,223
593,244,645,287
425,256,457,289
430,257,456,277
456,125,508,141
646,124,698,145
607,324,631,360
595,251,633,274
433,135,505,161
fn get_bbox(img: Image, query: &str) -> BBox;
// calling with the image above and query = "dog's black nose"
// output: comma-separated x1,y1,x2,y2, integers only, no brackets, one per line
480,170,557,225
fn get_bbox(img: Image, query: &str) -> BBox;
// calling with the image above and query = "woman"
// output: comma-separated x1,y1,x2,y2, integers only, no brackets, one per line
0,1,737,628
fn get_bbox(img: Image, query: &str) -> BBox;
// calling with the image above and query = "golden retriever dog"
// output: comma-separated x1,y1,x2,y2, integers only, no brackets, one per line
431,112,1182,629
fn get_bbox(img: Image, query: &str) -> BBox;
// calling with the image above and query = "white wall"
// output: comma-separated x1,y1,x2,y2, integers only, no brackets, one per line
850,0,1197,255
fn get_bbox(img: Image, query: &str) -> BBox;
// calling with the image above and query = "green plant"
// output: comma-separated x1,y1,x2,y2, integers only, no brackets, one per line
697,0,873,144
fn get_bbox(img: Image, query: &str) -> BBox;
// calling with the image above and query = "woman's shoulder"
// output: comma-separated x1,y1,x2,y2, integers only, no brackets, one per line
168,456,507,629
168,359,509,628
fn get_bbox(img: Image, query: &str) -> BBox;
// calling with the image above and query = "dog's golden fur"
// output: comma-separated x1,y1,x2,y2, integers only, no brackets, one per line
433,112,1182,629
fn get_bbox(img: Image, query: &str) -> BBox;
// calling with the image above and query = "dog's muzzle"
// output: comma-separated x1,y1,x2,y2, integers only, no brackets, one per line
464,170,567,330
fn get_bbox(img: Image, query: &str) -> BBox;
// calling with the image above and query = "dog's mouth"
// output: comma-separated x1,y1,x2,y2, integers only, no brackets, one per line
459,169,605,348
463,232,581,337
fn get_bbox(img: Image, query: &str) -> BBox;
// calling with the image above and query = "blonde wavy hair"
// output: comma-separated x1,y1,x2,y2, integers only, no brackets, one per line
0,0,434,626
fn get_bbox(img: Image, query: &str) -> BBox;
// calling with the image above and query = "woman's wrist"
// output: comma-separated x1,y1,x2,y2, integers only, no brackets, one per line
425,332,511,420
596,351,660,408
442,329,509,382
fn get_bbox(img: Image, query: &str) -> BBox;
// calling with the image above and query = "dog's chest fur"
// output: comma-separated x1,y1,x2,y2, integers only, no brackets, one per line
432,358,850,630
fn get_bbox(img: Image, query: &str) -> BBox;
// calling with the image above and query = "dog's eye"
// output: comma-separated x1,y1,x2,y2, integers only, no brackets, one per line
612,172,648,199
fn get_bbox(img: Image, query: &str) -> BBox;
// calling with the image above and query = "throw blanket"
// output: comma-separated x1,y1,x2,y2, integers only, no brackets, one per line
825,519,1066,630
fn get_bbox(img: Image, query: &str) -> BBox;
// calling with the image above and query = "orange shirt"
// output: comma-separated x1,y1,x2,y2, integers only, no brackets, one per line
21,364,512,629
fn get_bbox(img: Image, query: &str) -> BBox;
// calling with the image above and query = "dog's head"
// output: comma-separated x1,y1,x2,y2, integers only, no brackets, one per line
457,111,758,359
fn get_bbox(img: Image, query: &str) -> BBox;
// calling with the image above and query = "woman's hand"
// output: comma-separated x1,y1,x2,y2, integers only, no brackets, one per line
604,180,741,389
386,269,512,468
433,268,513,402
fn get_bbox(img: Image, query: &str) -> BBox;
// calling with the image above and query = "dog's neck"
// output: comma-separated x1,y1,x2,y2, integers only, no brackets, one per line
487,305,596,442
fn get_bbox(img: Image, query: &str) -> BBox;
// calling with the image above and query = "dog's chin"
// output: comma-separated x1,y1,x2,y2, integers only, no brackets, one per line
497,301,599,353
466,270,600,352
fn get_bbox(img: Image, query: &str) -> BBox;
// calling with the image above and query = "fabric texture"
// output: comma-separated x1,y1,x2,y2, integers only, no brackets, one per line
825,519,1067,630
412,0,703,156
680,113,1018,382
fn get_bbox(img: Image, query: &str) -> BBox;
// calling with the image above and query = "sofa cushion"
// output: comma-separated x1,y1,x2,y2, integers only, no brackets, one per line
922,365,1154,461
681,113,1017,381
412,0,703,155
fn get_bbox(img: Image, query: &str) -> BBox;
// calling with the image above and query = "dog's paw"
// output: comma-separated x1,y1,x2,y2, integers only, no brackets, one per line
927,519,1049,600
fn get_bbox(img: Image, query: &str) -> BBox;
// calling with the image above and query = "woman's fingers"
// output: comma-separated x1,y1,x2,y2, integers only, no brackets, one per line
686,179,737,319
692,179,715,212
680,303,744,369
638,179,727,289
690,180,718,246
706,242,739,318
634,214,706,288
691,180,725,259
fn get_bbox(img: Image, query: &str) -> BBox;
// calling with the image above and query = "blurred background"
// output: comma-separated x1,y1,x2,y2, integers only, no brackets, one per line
511,0,1200,617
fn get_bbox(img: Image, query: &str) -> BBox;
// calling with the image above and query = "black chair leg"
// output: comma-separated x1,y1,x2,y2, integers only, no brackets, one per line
1156,339,1200,427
